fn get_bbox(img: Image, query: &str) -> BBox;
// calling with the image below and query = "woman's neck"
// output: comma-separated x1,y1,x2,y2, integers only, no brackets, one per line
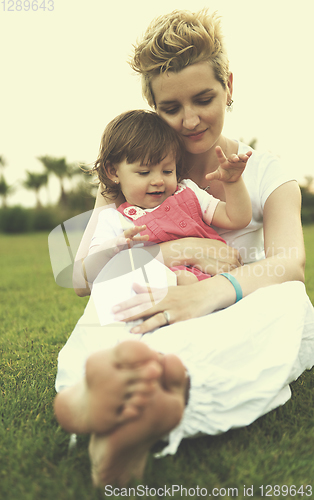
186,136,238,188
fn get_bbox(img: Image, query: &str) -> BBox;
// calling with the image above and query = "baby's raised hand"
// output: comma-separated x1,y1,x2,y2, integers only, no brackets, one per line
205,146,252,184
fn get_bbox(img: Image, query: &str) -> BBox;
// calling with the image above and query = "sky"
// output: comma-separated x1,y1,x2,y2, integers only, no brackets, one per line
1,0,314,207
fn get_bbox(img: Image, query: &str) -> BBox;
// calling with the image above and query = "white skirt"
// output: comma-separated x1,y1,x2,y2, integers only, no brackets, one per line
55,274,314,457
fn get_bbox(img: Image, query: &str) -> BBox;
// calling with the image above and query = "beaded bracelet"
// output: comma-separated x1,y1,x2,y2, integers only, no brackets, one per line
220,272,243,302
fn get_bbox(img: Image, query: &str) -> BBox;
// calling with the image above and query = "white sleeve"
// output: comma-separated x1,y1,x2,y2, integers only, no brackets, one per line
181,179,220,224
237,142,297,209
89,208,132,249
258,153,297,208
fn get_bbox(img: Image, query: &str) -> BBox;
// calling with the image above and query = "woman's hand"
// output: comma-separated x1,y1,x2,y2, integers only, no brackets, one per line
113,282,209,333
160,237,243,275
112,275,235,334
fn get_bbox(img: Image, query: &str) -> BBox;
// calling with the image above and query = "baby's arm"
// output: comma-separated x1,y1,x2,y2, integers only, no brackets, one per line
204,146,252,230
83,225,149,284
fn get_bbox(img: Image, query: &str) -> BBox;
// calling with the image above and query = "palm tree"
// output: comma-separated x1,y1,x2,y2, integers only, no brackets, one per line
23,171,48,208
0,175,14,208
37,156,80,206
0,155,6,172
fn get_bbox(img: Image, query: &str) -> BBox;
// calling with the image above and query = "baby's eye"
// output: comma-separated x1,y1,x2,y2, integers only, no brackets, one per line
164,170,174,175
138,171,149,176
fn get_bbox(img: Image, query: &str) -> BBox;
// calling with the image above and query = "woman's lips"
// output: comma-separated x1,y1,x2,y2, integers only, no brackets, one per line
184,129,207,141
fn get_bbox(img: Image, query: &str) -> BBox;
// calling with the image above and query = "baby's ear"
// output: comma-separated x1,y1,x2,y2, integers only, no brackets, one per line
105,161,118,182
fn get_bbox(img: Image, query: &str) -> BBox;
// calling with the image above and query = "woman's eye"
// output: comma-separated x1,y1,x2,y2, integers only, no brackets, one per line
164,107,179,115
197,98,213,106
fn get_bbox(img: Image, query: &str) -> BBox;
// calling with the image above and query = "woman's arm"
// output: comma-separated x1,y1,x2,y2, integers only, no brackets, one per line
232,180,305,294
156,237,243,274
113,181,305,333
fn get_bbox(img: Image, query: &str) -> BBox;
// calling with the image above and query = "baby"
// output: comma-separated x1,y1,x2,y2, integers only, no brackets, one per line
82,109,252,286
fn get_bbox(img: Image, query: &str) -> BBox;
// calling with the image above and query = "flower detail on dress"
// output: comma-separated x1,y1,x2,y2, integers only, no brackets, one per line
123,206,146,220
174,183,186,195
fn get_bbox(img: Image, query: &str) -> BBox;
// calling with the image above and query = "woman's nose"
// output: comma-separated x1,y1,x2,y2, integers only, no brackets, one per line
182,108,200,130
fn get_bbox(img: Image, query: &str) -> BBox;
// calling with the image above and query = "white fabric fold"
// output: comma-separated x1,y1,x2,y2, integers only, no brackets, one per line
55,281,314,458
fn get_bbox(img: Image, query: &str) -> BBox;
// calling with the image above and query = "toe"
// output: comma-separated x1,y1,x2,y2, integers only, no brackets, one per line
116,404,142,423
160,354,187,394
114,341,160,367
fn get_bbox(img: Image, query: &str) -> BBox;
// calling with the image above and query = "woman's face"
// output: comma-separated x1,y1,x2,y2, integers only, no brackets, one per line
151,62,232,155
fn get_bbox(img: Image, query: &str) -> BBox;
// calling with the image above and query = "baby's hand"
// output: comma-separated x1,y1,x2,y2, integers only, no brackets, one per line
116,225,149,251
205,146,252,184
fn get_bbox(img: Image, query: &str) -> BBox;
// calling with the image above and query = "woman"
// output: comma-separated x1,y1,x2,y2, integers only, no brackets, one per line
54,9,314,487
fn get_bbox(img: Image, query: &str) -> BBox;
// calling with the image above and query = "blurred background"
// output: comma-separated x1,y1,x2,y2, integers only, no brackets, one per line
1,0,314,229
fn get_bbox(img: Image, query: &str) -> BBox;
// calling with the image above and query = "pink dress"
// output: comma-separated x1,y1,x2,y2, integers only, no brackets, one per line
117,184,225,281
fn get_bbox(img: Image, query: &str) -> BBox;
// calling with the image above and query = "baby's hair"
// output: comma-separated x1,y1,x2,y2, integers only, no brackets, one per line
93,110,187,200
130,8,230,107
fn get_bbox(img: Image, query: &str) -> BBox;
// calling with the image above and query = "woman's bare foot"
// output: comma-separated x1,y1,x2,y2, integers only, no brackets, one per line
89,347,187,487
54,341,164,434
54,341,187,486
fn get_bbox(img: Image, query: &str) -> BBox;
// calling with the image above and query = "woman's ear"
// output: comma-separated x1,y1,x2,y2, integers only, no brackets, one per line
227,72,233,100
105,162,119,184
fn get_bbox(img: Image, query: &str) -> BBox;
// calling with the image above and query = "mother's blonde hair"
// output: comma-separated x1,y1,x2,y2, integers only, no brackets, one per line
130,9,230,107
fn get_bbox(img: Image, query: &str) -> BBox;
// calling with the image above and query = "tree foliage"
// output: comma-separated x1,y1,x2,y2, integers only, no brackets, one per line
0,155,7,169
0,175,14,208
37,155,82,205
23,171,48,208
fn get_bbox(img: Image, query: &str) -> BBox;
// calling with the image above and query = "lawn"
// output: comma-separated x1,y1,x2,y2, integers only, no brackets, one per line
1,228,314,500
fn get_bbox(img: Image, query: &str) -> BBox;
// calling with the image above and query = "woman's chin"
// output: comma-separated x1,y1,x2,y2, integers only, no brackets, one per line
185,143,211,155
183,136,215,156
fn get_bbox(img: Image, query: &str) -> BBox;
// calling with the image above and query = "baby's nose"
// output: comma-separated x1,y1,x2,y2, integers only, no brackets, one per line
151,176,164,186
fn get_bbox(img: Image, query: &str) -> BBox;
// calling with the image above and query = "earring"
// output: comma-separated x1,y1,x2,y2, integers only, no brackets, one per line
114,180,119,184
227,99,234,112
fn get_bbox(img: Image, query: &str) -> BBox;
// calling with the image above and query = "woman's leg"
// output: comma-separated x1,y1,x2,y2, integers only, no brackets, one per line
56,270,314,485
142,281,314,456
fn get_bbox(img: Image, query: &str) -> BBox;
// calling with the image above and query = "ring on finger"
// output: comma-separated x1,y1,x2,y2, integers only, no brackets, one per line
163,310,171,325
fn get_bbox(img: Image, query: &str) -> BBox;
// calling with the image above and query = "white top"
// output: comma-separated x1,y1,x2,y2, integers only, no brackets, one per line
212,141,297,263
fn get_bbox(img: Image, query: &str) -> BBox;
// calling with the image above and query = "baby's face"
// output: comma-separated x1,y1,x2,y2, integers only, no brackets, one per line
116,154,177,209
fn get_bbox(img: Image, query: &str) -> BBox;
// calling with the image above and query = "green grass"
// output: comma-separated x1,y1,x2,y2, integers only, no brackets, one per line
1,228,314,500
